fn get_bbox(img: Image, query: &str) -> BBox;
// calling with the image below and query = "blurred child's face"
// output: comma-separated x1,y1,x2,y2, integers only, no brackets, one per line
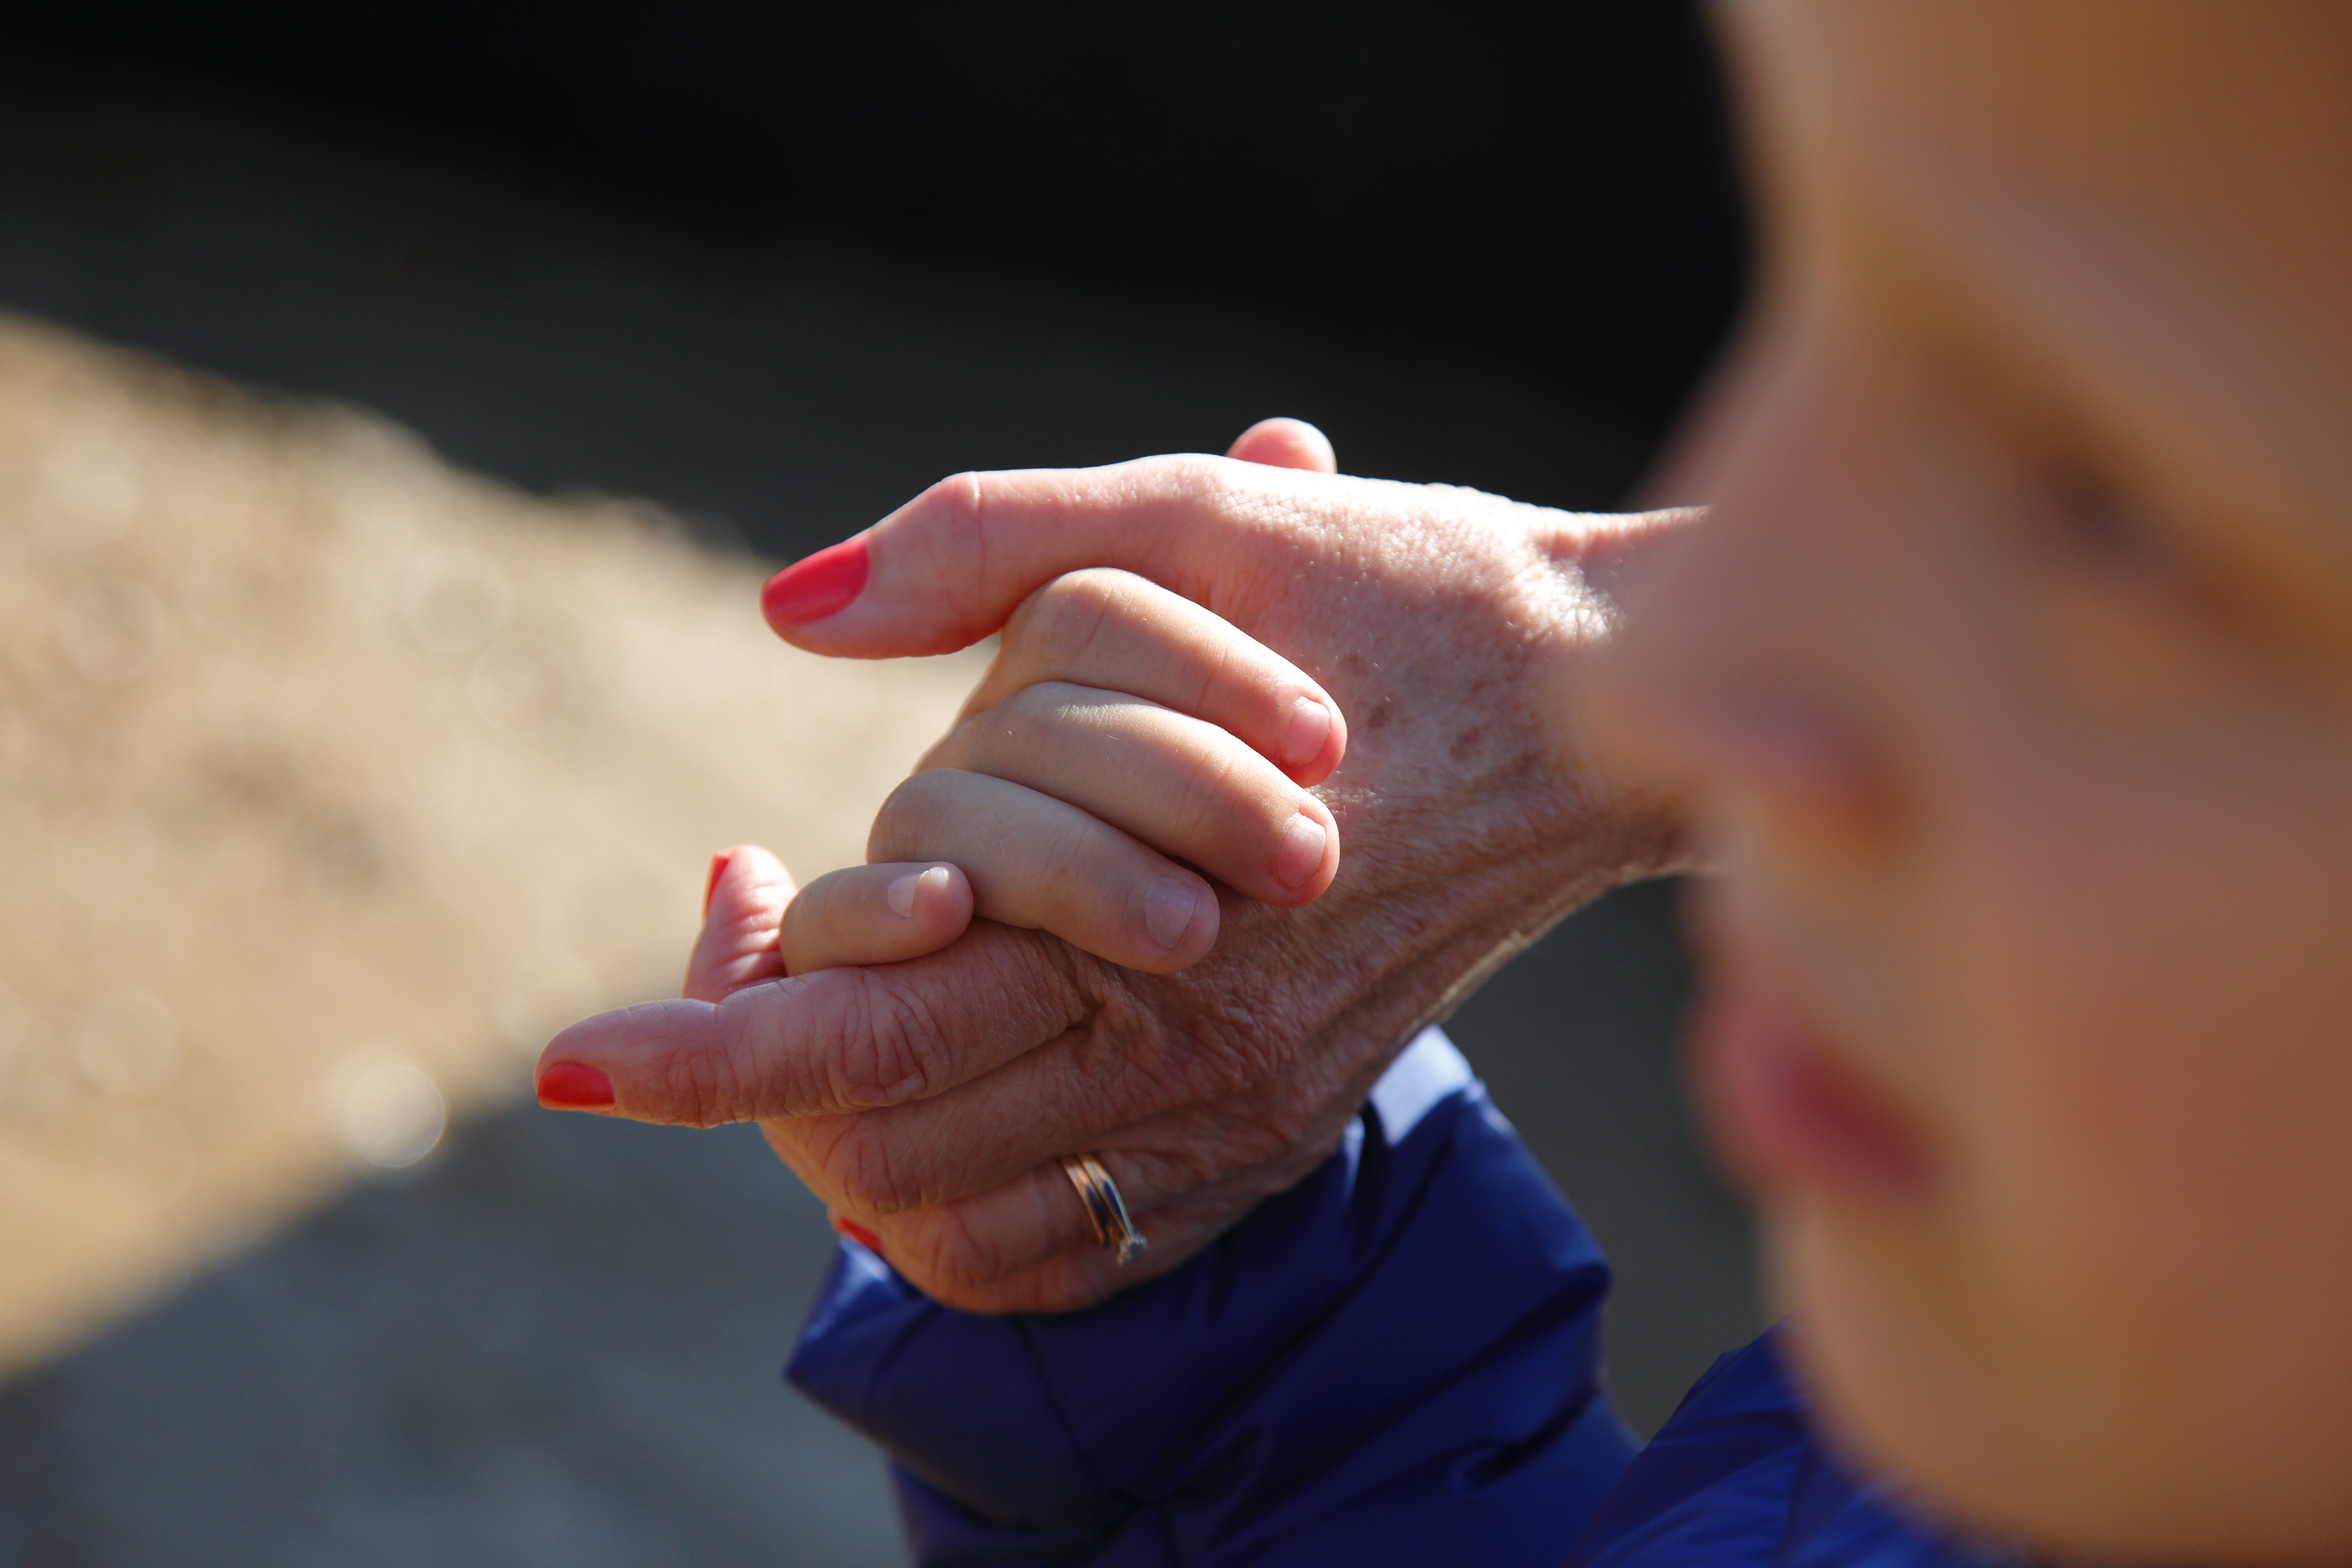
1605,3,2352,1559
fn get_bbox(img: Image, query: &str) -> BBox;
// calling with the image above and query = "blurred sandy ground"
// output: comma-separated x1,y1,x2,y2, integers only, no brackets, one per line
0,310,983,1368
0,56,1754,1567
0,315,982,1561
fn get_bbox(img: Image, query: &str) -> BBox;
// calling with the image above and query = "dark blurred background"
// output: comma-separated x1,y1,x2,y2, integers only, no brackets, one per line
0,4,1754,1562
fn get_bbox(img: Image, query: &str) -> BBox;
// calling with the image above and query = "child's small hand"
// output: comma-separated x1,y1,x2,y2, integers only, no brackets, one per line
680,565,1346,996
648,573,1346,1277
873,565,1346,972
544,551,1352,1282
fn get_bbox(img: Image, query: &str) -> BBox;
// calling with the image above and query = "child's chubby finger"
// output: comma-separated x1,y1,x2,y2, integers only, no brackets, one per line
683,844,796,1004
922,684,1339,909
954,568,1347,786
1226,416,1338,474
780,862,975,975
868,770,1221,973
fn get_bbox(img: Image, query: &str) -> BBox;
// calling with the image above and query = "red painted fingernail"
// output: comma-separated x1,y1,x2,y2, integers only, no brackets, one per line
537,1061,615,1109
835,1217,883,1252
762,537,869,627
703,851,732,917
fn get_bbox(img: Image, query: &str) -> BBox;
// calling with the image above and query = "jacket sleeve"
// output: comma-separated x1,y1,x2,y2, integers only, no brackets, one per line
785,1027,1639,1568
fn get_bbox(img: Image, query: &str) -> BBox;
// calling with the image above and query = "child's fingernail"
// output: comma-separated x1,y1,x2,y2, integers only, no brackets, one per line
835,1217,884,1252
1278,697,1331,768
762,536,870,627
703,852,732,917
1272,813,1327,890
886,870,921,919
1143,876,1197,950
537,1061,615,1110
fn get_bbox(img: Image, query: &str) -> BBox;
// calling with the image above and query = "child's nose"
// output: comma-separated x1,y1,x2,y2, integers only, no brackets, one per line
1586,332,1897,862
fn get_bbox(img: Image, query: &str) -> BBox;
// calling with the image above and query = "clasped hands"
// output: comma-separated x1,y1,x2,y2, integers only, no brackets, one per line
542,419,1693,1313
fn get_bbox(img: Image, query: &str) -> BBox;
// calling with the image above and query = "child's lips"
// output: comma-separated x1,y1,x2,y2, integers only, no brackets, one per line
1688,980,1937,1209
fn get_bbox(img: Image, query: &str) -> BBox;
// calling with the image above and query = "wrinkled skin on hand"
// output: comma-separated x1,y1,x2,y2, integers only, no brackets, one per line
547,428,1695,1312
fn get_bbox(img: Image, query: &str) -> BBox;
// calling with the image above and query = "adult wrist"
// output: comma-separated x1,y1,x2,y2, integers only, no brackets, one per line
1515,504,1703,888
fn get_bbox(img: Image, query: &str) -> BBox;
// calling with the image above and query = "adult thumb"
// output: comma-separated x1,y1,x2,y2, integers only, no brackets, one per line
757,450,1339,660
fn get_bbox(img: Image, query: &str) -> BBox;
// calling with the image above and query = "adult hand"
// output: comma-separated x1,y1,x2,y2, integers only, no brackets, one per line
543,420,1698,1312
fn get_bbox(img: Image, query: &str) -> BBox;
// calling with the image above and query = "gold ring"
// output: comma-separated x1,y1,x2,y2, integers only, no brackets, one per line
1059,1153,1147,1265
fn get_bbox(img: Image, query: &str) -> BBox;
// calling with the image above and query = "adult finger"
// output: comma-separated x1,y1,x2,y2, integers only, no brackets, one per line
814,1149,1180,1307
921,685,1339,907
1227,416,1337,474
753,995,1325,1216
812,1133,1322,1310
759,451,1343,657
682,844,793,1004
952,569,1348,785
868,769,1221,971
780,862,973,975
534,920,1091,1124
892,1184,1256,1316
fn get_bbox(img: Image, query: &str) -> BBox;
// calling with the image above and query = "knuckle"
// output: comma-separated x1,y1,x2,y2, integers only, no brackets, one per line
867,771,953,861
1163,1024,1267,1104
822,972,949,1107
1033,809,1102,899
1011,571,1119,669
992,681,1107,760
1158,450,1229,502
899,1205,1012,1294
780,872,842,950
1187,626,1241,717
1192,458,1261,528
1236,1100,1318,1163
993,680,1061,732
920,470,986,527
819,1117,923,1214
660,1007,763,1129
1235,1057,1354,1156
1114,1145,1207,1200
1133,454,1235,539
911,472,993,628
1166,737,1248,845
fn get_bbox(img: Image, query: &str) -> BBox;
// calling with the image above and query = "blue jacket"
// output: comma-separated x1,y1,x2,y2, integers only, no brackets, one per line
787,1029,2011,1567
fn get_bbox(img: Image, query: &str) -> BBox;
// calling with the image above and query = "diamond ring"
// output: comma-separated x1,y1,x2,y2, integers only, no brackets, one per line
1058,1152,1147,1265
